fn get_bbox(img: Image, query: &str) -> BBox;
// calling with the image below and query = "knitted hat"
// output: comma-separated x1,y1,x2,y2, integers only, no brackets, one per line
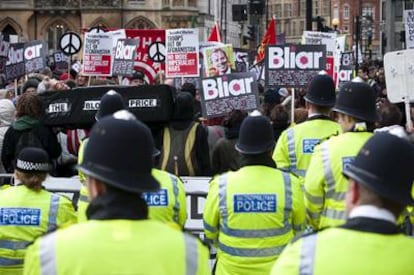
22,79,40,93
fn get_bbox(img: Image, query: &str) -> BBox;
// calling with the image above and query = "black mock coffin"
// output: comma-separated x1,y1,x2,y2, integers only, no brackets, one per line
39,85,175,128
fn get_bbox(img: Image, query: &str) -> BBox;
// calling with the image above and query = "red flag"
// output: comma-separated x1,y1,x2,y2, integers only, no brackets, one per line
255,17,276,64
208,22,222,42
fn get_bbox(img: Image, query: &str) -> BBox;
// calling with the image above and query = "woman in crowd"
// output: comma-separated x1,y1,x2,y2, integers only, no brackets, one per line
1,92,61,174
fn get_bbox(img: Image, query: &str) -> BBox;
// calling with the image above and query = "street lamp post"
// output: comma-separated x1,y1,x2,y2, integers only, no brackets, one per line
332,18,340,33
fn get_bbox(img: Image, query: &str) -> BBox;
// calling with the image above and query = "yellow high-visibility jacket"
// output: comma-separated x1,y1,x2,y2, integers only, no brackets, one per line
203,166,305,275
304,132,372,229
0,185,76,274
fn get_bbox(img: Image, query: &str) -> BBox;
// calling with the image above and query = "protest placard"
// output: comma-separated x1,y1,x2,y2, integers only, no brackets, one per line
302,31,336,56
337,52,354,88
108,29,126,54
0,34,8,79
83,32,113,76
404,10,414,49
234,48,249,72
112,39,138,76
265,44,326,89
24,40,47,74
53,51,69,70
203,44,236,77
125,29,165,84
5,43,25,82
166,28,199,78
200,72,259,118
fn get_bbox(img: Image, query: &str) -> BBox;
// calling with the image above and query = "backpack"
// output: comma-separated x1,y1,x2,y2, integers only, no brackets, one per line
15,127,44,157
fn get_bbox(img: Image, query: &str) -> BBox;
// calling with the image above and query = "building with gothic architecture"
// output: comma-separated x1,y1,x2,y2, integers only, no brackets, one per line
0,0,244,54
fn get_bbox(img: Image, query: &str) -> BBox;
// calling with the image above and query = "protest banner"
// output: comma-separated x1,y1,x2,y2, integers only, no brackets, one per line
124,29,165,84
334,35,347,86
404,10,414,49
337,52,354,88
203,44,236,77
234,48,249,72
0,34,8,80
166,28,199,78
5,43,25,82
24,40,47,74
39,85,175,128
112,39,138,76
265,44,326,89
53,51,69,70
326,56,334,79
108,29,126,54
302,31,336,56
384,49,414,129
200,72,259,118
83,32,113,76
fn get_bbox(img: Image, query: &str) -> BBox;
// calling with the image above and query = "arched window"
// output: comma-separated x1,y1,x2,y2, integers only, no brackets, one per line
126,17,157,29
45,22,69,54
2,24,17,38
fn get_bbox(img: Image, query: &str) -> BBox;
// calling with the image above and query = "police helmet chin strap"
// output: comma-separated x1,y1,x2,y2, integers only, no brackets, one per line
352,122,368,132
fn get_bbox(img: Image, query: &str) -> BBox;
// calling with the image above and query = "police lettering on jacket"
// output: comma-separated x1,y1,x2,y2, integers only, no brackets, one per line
143,189,169,206
233,194,277,213
303,139,320,154
0,208,41,226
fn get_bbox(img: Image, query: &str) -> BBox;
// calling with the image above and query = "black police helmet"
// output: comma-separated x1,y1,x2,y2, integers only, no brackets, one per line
343,133,414,206
16,147,51,173
235,113,275,154
95,90,126,120
78,110,160,193
304,74,336,107
333,81,377,122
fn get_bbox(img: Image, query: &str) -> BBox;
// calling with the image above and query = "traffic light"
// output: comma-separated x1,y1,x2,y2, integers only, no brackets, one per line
244,25,256,42
400,30,406,43
313,16,325,32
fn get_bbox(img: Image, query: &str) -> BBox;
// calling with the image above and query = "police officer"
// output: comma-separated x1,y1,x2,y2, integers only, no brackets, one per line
78,92,187,228
77,90,126,222
0,147,76,274
203,113,305,275
304,81,377,229
272,74,341,178
145,148,187,229
23,113,210,275
271,133,414,274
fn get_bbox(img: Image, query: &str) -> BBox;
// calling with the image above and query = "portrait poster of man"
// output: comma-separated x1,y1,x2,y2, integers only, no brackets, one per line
203,44,236,77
